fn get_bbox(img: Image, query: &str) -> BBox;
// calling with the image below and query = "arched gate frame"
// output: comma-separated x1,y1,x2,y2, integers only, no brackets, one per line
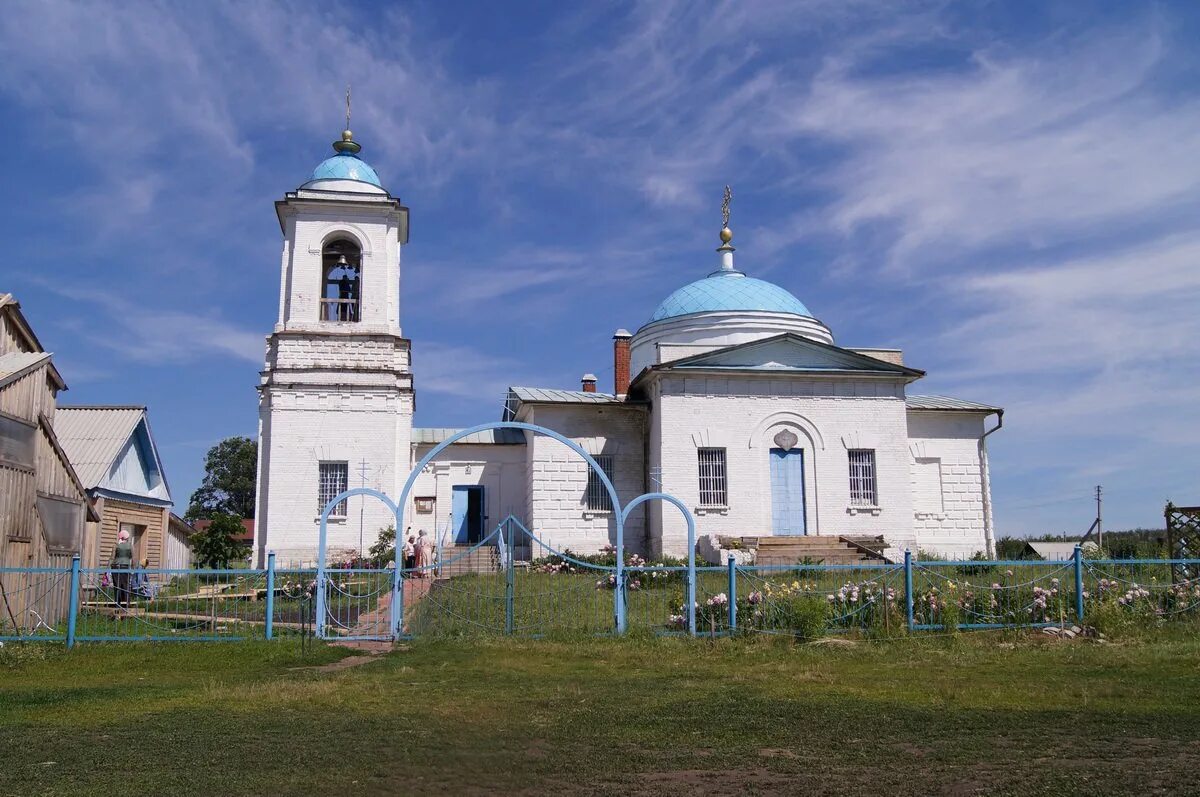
315,487,401,640
314,421,698,638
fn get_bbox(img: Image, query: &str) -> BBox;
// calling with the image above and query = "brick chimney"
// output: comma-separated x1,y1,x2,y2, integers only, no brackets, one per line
613,329,632,397
580,373,597,393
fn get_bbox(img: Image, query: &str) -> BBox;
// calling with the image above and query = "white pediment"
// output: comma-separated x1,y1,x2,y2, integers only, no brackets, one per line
668,335,911,374
100,420,171,502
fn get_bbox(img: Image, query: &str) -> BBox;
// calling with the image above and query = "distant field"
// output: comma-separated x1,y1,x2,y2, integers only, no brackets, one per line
2,632,1199,796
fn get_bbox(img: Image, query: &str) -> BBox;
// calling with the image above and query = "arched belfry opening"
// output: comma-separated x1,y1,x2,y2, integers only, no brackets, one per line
321,238,362,321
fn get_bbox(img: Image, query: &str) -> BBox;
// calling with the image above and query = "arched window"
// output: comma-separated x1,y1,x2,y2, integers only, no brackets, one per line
320,239,362,322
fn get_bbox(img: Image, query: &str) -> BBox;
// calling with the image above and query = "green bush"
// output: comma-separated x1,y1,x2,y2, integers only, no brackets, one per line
941,594,962,634
1085,599,1153,638
740,590,827,641
786,597,829,641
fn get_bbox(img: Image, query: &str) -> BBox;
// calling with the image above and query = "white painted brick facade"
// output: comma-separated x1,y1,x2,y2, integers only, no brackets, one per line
518,405,648,556
256,389,412,565
406,443,528,545
254,187,413,566
905,411,992,558
646,373,916,557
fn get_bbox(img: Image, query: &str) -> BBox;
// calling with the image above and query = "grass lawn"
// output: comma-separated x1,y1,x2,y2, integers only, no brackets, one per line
2,632,1199,796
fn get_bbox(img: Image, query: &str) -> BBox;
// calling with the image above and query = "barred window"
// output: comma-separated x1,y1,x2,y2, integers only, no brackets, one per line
318,462,349,516
698,447,727,507
848,449,877,506
585,455,615,511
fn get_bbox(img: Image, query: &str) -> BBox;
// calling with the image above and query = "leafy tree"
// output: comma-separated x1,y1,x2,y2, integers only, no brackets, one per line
186,437,257,520
368,525,396,566
191,513,250,568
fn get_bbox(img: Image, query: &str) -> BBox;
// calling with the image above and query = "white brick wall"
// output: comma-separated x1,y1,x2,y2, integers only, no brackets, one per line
406,442,528,545
647,372,915,557
906,411,992,558
256,387,412,566
277,199,405,334
520,404,648,556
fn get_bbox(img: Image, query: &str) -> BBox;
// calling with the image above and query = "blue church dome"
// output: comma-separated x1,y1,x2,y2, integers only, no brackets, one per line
308,152,382,188
649,271,812,323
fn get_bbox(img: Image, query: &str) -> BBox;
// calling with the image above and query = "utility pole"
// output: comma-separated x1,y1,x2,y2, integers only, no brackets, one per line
1096,485,1103,549
357,457,371,559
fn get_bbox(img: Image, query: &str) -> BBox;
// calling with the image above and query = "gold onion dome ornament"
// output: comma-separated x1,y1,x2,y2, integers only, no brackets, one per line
333,128,361,155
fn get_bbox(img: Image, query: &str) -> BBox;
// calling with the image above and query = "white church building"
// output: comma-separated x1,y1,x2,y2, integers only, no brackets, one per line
253,128,1003,565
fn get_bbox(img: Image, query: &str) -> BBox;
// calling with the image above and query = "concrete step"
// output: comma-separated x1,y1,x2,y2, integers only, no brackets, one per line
437,545,500,576
752,535,886,565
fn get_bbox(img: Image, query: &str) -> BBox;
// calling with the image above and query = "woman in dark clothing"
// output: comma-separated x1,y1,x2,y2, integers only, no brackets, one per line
111,530,135,609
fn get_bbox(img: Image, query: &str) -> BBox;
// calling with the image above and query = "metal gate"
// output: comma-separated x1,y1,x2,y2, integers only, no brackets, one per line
399,516,617,637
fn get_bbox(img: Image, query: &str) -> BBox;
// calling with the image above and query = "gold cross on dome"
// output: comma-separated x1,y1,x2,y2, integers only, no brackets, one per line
345,85,352,130
721,185,732,228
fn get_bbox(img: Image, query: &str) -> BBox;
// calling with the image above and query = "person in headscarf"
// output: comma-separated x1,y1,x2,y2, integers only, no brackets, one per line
111,530,135,609
402,534,416,577
414,530,435,578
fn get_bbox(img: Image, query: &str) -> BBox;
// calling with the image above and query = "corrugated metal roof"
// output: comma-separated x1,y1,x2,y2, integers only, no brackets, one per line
0,351,51,389
413,427,526,445
906,395,1002,413
503,386,629,422
507,386,622,404
53,407,146,488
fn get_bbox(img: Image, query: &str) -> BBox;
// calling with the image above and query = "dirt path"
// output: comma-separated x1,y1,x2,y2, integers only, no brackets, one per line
333,577,433,652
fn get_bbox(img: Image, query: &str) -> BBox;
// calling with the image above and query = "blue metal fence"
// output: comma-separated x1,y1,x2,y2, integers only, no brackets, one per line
3,546,1199,646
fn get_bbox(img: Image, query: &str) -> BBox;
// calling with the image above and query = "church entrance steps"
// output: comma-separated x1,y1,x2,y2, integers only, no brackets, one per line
743,536,888,566
436,544,500,577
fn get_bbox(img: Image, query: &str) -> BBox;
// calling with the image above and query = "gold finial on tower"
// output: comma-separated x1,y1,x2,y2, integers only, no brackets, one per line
332,85,362,155
718,185,735,250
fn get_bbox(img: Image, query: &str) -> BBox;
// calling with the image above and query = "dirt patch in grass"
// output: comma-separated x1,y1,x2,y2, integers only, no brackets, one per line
289,654,382,673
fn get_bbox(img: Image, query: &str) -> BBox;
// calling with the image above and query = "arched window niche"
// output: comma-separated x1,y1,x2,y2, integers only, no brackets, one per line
320,238,362,322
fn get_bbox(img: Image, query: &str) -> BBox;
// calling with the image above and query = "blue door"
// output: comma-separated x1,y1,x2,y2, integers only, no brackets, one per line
452,485,485,544
770,448,806,535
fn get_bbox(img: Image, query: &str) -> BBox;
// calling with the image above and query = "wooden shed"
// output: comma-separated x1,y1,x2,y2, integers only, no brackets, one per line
0,294,99,632
54,406,174,572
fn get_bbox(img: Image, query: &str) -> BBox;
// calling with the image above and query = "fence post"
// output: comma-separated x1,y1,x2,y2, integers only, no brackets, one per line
66,554,81,649
390,566,404,640
264,552,276,641
727,556,737,633
505,540,515,635
904,549,914,632
314,570,327,640
1074,545,1084,624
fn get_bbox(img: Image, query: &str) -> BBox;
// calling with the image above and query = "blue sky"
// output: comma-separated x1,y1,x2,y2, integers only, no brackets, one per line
2,0,1198,537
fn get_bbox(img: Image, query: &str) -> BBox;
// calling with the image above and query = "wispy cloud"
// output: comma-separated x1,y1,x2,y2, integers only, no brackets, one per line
2,0,1196,530
42,284,262,366
414,341,555,402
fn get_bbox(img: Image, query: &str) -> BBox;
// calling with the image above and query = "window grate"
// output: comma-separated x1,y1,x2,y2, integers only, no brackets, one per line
848,449,877,506
698,447,727,507
319,462,349,516
585,455,615,511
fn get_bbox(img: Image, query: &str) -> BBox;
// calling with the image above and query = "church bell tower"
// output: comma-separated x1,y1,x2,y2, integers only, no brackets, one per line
253,115,413,565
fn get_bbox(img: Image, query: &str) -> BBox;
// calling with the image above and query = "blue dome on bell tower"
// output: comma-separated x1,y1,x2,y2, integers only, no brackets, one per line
302,129,385,191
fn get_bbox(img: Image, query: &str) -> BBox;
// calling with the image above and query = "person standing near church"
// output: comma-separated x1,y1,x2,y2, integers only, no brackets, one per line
402,534,416,577
415,530,435,578
111,530,134,609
